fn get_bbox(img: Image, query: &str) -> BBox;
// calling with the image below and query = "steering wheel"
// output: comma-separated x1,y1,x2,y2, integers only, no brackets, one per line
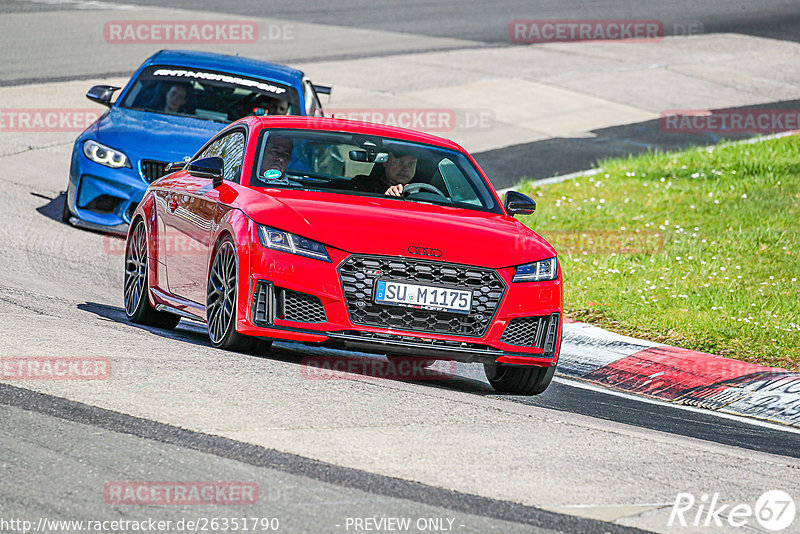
401,183,447,198
228,93,261,120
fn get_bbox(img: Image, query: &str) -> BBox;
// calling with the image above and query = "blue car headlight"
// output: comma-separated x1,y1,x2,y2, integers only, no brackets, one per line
513,257,558,282
83,140,131,169
257,225,330,262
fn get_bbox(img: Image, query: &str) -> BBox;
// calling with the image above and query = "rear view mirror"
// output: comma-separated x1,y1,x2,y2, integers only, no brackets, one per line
86,85,120,107
505,191,536,216
187,156,224,188
349,150,389,163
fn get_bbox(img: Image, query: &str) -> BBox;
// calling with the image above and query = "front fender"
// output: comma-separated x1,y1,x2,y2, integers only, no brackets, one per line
211,206,254,333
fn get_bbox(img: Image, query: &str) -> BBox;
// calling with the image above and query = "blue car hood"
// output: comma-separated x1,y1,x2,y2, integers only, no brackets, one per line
94,107,226,162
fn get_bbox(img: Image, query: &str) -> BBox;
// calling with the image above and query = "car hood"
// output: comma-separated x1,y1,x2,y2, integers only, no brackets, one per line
243,189,556,268
93,107,225,162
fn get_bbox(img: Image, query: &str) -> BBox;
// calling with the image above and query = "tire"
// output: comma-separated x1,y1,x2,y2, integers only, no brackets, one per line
206,236,272,354
61,191,73,223
484,362,556,395
124,219,181,329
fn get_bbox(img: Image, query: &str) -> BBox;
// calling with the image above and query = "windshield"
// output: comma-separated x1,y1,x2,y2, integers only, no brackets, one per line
119,65,301,123
250,129,500,213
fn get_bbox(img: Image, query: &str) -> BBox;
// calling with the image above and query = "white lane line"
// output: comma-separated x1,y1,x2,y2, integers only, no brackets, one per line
495,168,602,197
553,376,800,435
558,502,673,509
16,0,139,9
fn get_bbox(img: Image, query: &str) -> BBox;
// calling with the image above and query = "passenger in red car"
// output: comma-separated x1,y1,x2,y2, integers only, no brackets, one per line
349,150,418,196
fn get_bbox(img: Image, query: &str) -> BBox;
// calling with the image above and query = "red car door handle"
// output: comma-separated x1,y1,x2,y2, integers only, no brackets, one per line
169,199,178,212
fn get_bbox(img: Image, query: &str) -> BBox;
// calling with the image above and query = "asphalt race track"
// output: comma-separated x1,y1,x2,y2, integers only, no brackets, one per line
1,1,800,533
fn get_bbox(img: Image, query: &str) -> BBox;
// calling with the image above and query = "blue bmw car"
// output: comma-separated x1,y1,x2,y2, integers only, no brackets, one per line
64,49,330,234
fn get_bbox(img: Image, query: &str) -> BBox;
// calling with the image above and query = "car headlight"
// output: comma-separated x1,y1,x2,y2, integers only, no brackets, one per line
513,257,558,282
83,140,130,168
257,225,330,262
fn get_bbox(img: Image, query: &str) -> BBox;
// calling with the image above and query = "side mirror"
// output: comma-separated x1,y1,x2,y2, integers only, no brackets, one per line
505,191,536,216
86,85,120,107
164,157,189,174
313,84,332,96
165,161,187,173
187,156,224,187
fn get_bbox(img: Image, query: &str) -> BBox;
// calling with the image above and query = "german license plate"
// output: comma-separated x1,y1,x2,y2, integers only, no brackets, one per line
374,280,472,314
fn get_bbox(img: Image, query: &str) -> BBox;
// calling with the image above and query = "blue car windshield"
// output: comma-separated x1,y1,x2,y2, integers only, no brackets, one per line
251,129,501,214
119,65,301,123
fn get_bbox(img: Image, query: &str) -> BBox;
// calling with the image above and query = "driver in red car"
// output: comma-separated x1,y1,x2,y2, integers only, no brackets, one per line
258,134,293,182
349,149,418,196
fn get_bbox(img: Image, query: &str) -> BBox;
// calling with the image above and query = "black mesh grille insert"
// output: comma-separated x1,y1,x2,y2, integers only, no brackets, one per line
140,160,168,183
501,313,560,353
501,316,548,347
283,288,326,323
252,282,326,325
339,255,506,337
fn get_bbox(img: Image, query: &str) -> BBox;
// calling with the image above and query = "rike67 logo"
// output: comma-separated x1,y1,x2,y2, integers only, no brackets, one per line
669,490,796,531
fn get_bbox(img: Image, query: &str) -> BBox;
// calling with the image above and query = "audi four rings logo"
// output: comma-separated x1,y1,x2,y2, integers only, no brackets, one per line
408,246,442,257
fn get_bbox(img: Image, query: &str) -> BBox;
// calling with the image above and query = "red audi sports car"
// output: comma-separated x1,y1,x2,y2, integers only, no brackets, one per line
124,116,562,394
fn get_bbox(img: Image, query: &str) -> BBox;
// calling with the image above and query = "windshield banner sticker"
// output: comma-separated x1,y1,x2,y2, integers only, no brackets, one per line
152,69,287,95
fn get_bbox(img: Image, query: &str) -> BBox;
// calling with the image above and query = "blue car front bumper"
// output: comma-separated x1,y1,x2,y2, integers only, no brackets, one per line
66,143,152,233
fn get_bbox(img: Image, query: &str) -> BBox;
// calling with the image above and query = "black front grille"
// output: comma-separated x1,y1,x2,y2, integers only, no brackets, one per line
252,282,326,325
501,313,560,356
140,160,168,183
339,255,506,337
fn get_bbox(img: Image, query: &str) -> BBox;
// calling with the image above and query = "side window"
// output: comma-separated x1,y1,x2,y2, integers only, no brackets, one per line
198,131,246,183
439,159,481,206
199,137,225,159
303,80,323,117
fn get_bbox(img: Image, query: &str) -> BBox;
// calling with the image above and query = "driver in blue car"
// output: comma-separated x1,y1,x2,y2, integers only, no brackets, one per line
349,149,418,196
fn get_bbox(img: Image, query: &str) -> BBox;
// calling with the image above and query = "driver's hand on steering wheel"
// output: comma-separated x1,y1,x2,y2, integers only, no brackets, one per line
385,184,404,196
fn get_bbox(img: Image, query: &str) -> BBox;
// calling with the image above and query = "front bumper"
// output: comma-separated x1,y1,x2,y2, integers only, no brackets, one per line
66,141,168,229
237,238,563,367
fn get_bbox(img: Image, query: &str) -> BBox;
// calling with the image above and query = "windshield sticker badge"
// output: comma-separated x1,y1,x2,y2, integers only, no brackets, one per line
264,169,285,181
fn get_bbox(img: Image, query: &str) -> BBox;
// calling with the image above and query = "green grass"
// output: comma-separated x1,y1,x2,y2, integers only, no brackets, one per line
517,135,800,371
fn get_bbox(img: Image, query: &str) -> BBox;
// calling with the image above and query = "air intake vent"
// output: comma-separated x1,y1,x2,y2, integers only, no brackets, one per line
252,281,326,325
501,313,560,355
